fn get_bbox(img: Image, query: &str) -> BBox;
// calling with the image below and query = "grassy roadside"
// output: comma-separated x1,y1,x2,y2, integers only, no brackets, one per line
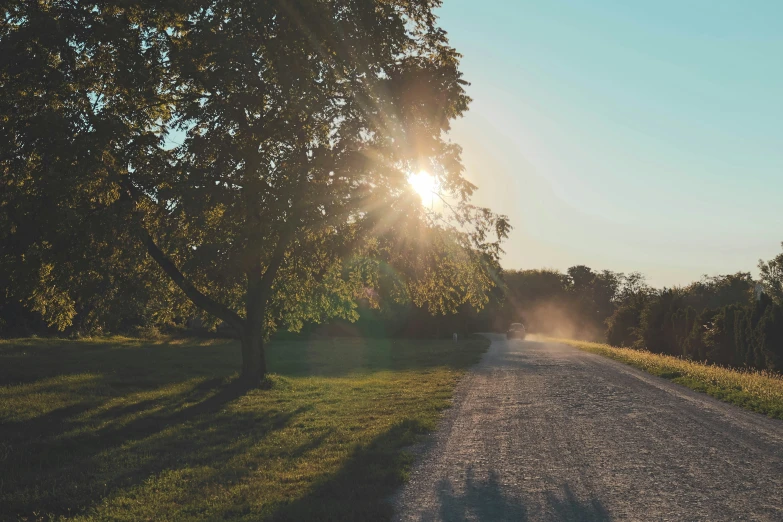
551,338,783,420
0,335,489,521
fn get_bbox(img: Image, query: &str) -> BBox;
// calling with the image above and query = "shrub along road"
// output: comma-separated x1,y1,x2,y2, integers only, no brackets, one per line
394,334,783,521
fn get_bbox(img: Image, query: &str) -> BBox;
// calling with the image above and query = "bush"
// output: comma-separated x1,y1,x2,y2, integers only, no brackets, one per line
605,297,645,347
757,303,783,372
609,286,783,375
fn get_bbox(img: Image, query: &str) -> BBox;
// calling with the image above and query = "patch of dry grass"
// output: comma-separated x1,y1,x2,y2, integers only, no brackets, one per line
552,338,783,420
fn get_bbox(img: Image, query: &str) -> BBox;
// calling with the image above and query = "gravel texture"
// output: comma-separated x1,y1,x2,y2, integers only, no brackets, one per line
393,334,783,521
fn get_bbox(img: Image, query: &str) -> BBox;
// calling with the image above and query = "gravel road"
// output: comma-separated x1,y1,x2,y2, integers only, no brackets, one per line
393,334,783,521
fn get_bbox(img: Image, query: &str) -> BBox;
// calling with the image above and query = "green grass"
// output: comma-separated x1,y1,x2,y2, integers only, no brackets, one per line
552,338,783,420
0,335,490,521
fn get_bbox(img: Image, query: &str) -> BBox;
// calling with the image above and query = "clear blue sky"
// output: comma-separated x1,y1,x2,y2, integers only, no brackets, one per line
437,0,783,287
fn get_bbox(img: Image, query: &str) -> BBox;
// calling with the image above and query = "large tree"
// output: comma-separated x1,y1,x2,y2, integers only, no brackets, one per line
1,1,509,383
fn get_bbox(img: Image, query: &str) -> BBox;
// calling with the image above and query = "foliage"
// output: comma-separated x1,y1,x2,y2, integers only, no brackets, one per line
468,246,783,376
635,289,688,355
597,250,783,374
569,266,622,334
682,272,755,311
759,242,783,305
605,294,648,348
753,298,783,372
0,335,490,520
1,1,508,379
556,338,783,420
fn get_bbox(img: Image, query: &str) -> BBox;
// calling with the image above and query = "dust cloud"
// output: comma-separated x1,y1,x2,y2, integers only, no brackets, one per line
511,301,602,342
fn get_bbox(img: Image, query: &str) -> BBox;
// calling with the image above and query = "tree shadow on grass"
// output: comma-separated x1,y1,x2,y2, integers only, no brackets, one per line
0,338,240,387
1,377,305,520
2,401,102,441
3,376,236,445
268,419,430,522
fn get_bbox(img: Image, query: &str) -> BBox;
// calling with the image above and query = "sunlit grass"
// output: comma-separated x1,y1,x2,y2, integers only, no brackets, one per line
551,338,783,420
0,335,489,521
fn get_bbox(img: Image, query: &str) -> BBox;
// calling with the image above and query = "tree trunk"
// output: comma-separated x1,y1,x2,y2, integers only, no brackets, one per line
242,264,267,385
240,321,266,385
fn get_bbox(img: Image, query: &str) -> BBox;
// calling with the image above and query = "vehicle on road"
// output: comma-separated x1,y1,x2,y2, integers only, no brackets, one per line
506,322,526,340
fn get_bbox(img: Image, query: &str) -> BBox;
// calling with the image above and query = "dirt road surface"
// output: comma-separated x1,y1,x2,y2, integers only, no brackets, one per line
393,334,783,521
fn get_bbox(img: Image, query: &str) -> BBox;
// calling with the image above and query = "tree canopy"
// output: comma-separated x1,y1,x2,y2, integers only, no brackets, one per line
1,0,509,382
759,243,783,305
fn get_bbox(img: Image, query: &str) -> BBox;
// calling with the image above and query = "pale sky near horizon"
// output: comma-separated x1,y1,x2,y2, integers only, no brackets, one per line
437,0,783,288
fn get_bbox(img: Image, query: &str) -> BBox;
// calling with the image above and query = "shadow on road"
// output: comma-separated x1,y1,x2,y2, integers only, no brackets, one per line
545,484,611,522
433,468,527,521
410,466,610,522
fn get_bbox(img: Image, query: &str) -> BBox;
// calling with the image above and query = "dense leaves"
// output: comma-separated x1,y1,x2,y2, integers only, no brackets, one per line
759,242,783,305
600,250,782,373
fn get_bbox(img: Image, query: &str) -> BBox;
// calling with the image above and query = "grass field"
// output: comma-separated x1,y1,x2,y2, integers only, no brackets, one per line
553,338,783,420
0,335,489,521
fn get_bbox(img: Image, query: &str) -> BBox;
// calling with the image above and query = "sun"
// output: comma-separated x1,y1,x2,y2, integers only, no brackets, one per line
408,170,438,205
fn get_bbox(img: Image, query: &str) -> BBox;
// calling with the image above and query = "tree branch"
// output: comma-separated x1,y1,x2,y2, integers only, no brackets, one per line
257,153,312,296
139,228,245,332
259,218,298,295
120,177,245,333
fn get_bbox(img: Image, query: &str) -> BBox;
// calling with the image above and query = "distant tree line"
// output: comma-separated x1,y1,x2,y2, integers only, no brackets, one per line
484,243,783,374
606,272,783,373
